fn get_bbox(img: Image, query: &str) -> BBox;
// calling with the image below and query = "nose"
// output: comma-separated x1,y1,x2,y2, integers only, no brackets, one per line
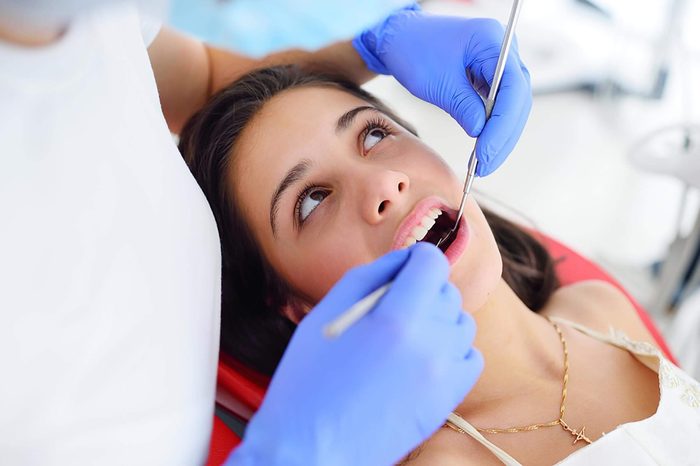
359,168,409,224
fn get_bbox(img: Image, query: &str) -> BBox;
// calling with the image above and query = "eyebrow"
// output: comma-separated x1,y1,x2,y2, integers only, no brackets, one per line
336,105,376,133
270,159,312,236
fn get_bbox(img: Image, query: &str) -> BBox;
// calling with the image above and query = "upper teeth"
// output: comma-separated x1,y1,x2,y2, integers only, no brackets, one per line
402,208,442,248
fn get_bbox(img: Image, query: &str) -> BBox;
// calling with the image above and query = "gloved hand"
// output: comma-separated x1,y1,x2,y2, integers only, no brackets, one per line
353,4,532,176
226,243,482,466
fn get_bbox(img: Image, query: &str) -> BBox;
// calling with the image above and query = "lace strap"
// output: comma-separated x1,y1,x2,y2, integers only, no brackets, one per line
446,412,522,466
546,316,620,343
548,316,662,363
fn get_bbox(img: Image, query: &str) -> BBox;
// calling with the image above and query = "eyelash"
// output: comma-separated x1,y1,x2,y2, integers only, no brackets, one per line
293,116,395,227
360,116,394,154
294,182,325,228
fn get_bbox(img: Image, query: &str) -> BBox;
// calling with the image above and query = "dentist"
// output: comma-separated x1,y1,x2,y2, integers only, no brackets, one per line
0,1,531,464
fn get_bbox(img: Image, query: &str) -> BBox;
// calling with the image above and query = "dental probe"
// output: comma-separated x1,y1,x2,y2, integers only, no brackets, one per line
324,0,525,339
435,0,524,250
324,282,392,338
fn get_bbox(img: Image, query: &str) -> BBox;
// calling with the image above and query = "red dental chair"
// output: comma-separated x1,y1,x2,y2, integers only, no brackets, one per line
205,235,677,465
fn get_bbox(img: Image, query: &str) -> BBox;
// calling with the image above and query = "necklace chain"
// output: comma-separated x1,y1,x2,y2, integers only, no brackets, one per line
448,317,593,445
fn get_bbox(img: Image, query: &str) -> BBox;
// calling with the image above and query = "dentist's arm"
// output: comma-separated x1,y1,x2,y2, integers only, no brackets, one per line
227,244,483,466
150,4,531,169
147,27,372,133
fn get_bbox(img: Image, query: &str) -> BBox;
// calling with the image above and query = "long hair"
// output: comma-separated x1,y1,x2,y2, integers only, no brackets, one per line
179,66,559,376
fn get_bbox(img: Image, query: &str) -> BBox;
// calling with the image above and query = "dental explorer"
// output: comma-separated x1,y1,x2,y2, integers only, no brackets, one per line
435,0,524,250
324,0,525,339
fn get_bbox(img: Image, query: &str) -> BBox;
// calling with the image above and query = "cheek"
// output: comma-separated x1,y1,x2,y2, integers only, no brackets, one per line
274,231,374,304
408,150,462,191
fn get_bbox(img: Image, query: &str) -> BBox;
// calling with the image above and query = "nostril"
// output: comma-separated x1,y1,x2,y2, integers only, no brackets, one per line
398,182,406,192
378,201,387,214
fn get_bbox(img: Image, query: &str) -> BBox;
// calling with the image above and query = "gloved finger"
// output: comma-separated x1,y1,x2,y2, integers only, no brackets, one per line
455,347,484,388
435,282,463,323
511,33,521,55
474,60,531,173
476,88,531,176
456,43,522,136
453,310,478,356
432,346,483,417
411,314,480,433
449,81,487,138
374,242,450,320
430,310,476,368
521,63,531,86
310,248,411,322
465,30,517,95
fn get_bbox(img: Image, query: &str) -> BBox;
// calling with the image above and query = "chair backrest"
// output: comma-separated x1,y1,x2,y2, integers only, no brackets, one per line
206,416,241,466
206,235,677,464
541,234,676,364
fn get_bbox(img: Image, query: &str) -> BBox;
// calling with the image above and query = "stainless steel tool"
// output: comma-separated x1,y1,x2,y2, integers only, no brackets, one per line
435,0,524,250
324,0,525,339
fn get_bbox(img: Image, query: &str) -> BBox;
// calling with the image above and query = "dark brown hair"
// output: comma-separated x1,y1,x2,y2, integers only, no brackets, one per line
179,66,559,376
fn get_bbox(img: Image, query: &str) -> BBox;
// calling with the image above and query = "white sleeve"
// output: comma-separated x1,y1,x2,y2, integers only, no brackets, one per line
140,14,162,47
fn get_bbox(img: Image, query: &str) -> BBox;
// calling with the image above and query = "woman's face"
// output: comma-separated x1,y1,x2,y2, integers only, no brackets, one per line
231,86,502,313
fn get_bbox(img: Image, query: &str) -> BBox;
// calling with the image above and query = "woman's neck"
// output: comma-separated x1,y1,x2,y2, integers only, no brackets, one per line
458,278,564,411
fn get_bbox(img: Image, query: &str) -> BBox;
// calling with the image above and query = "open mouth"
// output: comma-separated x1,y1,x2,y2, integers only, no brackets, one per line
402,208,460,253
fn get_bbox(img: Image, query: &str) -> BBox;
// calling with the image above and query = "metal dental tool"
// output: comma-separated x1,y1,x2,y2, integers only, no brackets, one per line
324,0,524,339
435,0,524,250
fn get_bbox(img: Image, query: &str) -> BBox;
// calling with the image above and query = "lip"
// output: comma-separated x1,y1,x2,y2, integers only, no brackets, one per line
442,213,469,266
391,196,470,266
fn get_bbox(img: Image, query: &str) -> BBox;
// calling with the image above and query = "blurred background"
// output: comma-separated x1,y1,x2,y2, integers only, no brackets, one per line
170,0,700,376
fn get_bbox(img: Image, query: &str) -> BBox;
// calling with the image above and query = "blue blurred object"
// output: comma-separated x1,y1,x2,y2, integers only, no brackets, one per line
169,0,411,56
226,244,482,466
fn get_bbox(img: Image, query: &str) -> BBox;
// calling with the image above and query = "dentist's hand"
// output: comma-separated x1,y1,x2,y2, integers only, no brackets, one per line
227,243,482,466
353,4,532,176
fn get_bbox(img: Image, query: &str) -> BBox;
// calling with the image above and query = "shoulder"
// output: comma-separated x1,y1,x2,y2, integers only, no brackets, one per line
541,280,659,348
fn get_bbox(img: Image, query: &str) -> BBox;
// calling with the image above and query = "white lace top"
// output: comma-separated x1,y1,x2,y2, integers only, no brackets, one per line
447,317,700,465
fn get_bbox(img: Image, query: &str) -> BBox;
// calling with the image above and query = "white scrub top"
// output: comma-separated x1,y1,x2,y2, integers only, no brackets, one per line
0,3,221,465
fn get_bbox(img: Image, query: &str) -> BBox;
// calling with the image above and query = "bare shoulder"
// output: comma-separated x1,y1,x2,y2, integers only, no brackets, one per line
541,280,659,348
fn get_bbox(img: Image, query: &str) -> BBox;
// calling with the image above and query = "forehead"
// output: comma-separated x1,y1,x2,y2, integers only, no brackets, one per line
240,85,370,153
231,86,371,192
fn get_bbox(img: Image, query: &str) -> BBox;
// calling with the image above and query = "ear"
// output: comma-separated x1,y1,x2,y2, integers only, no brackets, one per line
280,298,312,324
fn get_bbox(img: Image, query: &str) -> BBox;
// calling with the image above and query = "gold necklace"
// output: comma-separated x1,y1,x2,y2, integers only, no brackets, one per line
447,317,593,445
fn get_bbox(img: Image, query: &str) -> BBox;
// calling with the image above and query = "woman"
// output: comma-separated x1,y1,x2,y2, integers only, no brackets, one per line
179,66,700,465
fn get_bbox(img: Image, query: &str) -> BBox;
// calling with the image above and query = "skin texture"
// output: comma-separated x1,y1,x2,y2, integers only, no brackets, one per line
229,85,664,465
232,86,502,314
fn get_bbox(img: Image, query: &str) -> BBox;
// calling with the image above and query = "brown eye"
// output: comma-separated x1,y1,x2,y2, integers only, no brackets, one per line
299,188,329,222
363,128,387,152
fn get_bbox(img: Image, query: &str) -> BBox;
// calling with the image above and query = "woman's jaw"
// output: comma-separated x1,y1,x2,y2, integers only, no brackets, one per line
391,195,469,266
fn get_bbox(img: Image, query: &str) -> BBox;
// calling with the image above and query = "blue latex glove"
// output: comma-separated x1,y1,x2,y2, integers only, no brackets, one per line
227,243,482,466
353,4,532,176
